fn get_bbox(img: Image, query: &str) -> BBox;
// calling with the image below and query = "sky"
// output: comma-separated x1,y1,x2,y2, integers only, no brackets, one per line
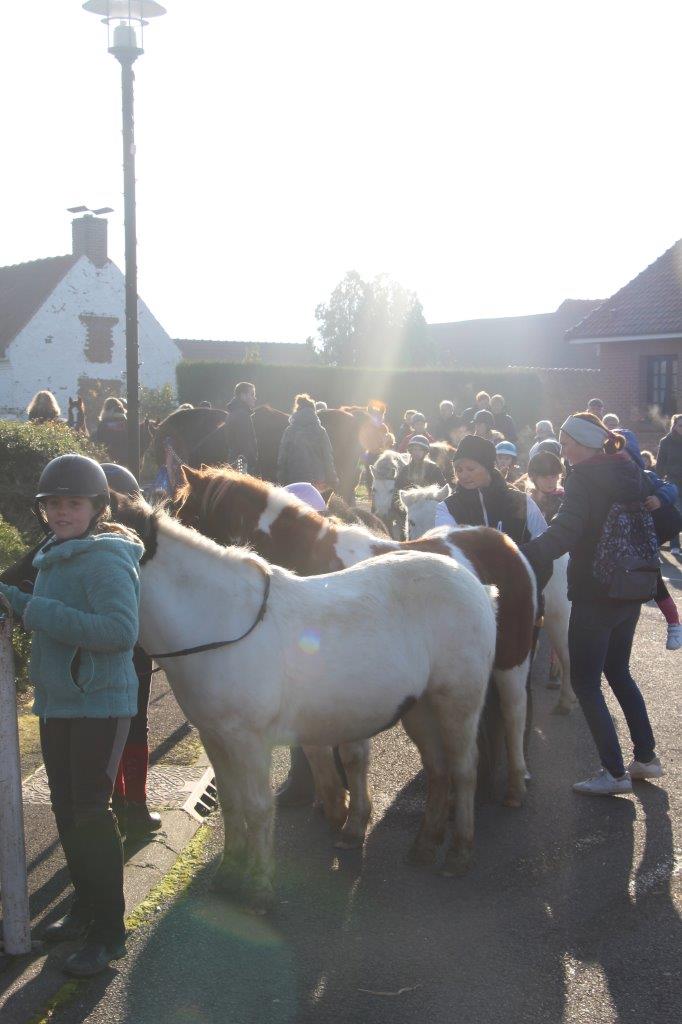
2,1,682,343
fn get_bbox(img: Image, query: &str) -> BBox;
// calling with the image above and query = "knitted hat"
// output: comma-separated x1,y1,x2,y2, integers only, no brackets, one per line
534,438,562,458
406,434,431,451
495,440,518,458
453,434,497,474
473,408,495,428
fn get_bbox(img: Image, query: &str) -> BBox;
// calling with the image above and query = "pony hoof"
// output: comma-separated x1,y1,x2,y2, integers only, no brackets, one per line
210,870,244,897
552,702,572,716
405,844,436,867
441,849,472,877
243,883,275,914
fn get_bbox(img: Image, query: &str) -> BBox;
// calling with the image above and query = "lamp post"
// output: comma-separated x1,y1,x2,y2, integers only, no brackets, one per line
83,1,166,480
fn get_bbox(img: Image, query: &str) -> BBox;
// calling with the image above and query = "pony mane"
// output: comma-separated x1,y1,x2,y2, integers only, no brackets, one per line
400,483,451,505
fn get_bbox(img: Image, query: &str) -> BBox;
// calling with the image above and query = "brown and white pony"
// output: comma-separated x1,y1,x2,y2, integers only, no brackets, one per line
175,465,538,809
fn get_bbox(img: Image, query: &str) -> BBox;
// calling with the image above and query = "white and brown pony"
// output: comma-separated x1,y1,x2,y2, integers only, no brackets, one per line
175,465,541,807
399,484,573,712
114,495,497,910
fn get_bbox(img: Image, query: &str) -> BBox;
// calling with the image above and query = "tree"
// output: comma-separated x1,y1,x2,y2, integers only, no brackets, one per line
315,272,434,368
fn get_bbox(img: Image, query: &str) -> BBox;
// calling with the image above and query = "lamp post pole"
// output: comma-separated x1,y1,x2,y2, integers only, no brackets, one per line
115,43,141,480
83,2,167,481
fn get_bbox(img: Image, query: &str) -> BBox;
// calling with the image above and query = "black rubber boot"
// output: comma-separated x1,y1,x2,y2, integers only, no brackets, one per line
43,906,93,944
125,802,162,834
275,747,316,807
63,939,126,977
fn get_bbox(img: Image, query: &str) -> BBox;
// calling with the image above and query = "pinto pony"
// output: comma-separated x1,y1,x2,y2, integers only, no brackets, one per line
175,465,539,808
113,494,497,910
399,483,574,713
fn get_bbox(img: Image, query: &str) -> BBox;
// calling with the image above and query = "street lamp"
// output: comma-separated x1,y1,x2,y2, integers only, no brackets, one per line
82,0,166,480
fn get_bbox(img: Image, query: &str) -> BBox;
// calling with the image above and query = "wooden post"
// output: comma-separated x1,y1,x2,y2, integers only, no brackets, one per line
0,611,31,955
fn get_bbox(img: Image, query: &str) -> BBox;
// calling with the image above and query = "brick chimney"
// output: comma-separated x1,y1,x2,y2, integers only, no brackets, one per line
72,214,108,266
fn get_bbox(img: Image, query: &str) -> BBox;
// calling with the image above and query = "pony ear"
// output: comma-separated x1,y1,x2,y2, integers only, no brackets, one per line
436,484,451,501
180,464,201,485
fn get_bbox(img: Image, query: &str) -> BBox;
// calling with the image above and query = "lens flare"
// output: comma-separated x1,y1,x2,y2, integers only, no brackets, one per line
298,628,321,654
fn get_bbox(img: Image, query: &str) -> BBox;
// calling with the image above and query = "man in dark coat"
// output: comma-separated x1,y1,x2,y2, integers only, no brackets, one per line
490,394,518,443
225,382,258,474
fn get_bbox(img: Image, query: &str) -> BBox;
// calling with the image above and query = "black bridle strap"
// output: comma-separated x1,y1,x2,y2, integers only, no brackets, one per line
147,569,271,660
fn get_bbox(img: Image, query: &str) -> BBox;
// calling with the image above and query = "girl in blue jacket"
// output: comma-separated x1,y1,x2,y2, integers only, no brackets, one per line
0,454,143,978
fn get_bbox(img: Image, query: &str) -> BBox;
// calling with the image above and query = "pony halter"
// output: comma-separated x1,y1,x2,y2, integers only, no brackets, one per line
147,564,270,659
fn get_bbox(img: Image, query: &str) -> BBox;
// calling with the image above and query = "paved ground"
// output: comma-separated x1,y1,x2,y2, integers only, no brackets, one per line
2,554,678,1024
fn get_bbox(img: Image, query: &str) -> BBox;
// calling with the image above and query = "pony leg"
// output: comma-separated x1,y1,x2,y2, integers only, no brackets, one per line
431,701,480,877
201,733,247,896
401,700,450,866
335,740,372,849
543,562,575,714
543,604,575,714
493,663,529,808
235,732,276,910
302,745,349,832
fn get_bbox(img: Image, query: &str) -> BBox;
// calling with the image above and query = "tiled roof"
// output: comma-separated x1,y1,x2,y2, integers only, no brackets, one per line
566,239,682,340
428,299,603,368
175,339,318,365
0,255,78,356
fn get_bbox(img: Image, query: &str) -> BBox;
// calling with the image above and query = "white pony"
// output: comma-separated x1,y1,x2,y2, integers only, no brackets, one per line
117,497,497,910
400,484,574,713
369,450,409,537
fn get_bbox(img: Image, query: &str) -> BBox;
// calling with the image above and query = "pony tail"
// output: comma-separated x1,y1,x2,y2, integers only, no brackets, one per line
603,431,625,455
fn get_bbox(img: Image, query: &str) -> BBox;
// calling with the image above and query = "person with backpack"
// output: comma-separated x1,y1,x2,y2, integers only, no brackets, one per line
0,455,142,976
521,412,663,796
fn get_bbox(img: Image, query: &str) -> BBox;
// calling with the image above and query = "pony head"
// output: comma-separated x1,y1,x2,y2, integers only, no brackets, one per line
370,450,409,516
399,484,451,539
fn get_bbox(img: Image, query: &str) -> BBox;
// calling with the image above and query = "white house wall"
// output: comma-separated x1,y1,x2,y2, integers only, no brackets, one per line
0,257,179,417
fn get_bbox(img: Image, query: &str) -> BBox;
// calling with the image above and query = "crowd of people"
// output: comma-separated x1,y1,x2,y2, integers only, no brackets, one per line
2,382,678,976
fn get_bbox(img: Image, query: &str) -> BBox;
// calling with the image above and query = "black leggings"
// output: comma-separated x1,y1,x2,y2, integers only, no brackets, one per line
40,716,130,945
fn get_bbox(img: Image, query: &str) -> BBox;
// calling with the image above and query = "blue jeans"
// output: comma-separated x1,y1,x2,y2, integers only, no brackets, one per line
569,602,656,777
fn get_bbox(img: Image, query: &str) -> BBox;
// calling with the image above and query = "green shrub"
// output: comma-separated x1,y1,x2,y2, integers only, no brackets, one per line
176,361,544,429
139,383,178,422
0,514,31,689
0,420,106,545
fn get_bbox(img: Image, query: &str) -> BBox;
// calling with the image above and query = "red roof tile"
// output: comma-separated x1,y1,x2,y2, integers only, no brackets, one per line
566,239,682,340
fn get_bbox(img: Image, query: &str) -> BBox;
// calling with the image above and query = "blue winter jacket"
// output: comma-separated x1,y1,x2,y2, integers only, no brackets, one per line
617,428,679,506
0,532,143,718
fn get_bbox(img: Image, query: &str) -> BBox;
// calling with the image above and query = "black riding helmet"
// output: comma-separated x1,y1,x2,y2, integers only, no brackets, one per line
101,463,140,497
34,454,110,532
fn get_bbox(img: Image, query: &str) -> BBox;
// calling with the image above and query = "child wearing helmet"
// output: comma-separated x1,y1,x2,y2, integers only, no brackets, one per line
0,454,143,978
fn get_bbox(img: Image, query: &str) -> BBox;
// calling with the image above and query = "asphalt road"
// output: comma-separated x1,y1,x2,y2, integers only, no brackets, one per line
23,579,680,1024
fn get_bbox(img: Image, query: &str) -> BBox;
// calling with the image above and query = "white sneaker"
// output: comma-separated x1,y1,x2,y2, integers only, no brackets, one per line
572,768,633,796
627,756,664,780
666,623,682,650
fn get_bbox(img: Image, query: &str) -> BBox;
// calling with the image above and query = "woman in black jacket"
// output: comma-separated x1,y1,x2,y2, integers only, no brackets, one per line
522,412,662,796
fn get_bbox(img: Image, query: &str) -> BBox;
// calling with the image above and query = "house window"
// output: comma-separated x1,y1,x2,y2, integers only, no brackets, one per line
79,314,118,363
646,355,678,415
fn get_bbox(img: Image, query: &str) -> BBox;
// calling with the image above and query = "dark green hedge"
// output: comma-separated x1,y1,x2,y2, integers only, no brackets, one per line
177,362,543,428
0,421,106,545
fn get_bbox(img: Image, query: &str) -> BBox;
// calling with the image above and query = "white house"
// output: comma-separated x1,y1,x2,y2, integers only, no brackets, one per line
0,213,180,420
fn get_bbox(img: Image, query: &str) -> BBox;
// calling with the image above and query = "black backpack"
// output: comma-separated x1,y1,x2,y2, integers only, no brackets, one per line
592,502,659,601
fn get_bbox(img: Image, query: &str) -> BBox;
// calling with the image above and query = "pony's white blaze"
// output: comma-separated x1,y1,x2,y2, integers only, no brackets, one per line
136,509,497,907
371,477,396,517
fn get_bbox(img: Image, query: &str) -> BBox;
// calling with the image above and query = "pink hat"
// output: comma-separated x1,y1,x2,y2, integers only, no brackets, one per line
283,482,327,512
